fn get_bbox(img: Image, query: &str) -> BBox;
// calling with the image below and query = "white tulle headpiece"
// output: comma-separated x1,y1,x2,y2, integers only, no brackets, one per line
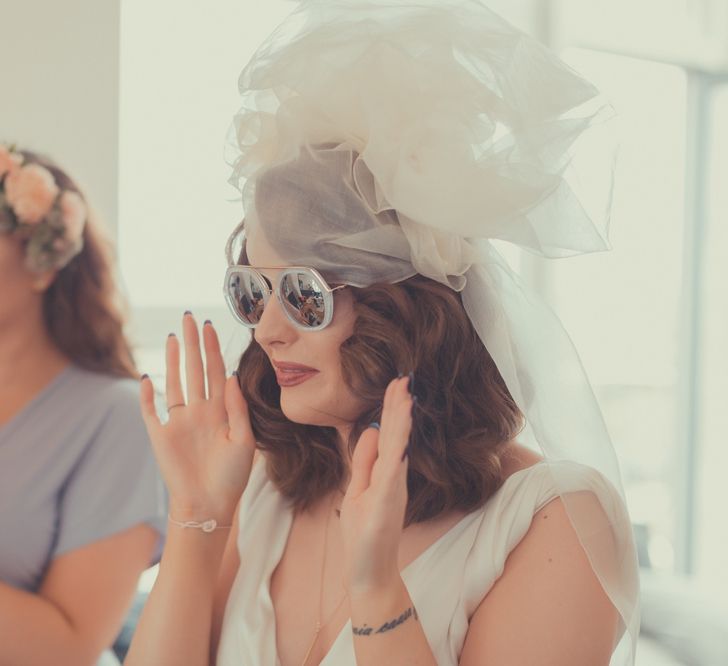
226,1,639,662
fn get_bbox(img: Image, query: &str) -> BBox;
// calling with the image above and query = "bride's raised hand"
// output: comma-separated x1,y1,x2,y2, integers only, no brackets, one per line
139,312,256,521
339,375,414,592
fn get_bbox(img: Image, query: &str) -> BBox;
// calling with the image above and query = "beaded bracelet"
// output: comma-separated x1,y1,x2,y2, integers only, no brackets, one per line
167,515,233,533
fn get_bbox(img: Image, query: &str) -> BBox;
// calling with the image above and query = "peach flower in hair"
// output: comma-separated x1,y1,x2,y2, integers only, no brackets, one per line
4,163,59,224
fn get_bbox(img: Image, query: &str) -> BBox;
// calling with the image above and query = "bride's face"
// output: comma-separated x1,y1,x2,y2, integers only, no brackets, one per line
245,229,365,428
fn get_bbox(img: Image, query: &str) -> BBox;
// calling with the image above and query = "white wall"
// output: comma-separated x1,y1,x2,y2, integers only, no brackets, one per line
0,0,120,236
485,0,548,36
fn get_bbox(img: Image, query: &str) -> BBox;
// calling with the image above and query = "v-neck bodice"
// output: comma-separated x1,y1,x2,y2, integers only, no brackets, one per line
264,493,481,666
216,456,610,665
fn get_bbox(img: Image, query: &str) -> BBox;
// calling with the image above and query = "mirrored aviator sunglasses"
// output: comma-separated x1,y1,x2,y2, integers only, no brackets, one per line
223,265,347,331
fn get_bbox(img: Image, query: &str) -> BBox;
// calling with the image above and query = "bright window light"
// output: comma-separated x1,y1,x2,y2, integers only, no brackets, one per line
553,48,688,572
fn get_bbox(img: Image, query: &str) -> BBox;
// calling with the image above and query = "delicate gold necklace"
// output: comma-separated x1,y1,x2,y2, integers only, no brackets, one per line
300,493,349,666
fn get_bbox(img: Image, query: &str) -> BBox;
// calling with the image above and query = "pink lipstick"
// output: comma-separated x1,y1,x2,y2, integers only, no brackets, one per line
273,361,319,387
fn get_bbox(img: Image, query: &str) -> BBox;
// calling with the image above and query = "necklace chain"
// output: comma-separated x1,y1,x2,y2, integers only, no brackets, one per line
300,492,348,666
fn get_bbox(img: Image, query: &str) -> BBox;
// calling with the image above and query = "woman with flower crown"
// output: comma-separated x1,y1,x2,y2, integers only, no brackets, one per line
125,2,640,665
0,146,167,665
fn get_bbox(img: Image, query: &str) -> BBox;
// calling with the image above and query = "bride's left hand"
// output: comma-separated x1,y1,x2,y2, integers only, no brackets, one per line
339,375,414,593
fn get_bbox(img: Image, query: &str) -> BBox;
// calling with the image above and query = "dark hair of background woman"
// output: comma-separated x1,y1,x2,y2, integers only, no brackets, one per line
21,151,137,380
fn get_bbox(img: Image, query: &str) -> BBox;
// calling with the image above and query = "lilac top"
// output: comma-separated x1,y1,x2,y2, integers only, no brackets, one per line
0,365,167,592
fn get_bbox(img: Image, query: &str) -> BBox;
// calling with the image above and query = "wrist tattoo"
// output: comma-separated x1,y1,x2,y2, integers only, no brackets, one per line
352,606,419,636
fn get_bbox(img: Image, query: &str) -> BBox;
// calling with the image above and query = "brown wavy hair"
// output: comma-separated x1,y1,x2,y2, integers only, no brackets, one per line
21,151,137,379
236,268,525,526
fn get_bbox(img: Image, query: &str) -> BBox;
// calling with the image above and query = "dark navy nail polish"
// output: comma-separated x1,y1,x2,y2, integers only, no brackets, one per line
168,332,175,337
231,370,239,378
184,310,192,315
368,422,380,430
141,373,149,381
204,319,212,326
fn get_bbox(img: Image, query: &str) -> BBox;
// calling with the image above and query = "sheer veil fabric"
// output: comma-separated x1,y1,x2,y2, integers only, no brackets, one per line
224,1,640,662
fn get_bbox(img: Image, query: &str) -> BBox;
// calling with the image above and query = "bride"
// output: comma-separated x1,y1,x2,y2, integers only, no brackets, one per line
125,2,640,664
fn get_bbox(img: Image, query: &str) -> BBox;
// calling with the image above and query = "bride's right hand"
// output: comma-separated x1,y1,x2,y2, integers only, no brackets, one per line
139,312,257,522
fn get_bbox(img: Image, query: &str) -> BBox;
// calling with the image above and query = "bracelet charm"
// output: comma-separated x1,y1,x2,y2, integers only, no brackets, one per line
168,515,232,532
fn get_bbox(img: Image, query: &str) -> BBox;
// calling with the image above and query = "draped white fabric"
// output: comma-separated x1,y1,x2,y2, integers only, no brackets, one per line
218,456,634,664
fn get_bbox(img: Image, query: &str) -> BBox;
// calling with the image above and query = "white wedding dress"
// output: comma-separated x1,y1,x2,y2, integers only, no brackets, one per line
217,456,633,665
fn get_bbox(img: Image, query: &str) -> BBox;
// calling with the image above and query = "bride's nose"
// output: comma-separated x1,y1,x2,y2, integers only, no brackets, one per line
254,291,299,347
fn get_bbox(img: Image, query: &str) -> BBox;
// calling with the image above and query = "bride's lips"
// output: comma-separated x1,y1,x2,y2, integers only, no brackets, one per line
273,361,320,387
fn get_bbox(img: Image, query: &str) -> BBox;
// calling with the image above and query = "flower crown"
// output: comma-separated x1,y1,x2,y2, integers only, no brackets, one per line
0,144,87,272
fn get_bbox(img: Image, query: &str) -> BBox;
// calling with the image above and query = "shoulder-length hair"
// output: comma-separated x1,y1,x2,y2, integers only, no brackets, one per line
22,151,137,379
235,266,524,526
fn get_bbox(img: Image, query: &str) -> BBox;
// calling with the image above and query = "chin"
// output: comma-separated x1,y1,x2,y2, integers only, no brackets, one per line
279,390,362,428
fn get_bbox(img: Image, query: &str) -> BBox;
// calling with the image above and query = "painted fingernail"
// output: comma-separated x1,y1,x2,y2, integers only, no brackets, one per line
204,319,212,326
231,370,239,378
184,310,192,315
141,373,149,381
368,422,380,430
168,332,175,337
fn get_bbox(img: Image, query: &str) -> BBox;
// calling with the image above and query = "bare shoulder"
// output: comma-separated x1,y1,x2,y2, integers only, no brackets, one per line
498,440,544,478
459,487,619,665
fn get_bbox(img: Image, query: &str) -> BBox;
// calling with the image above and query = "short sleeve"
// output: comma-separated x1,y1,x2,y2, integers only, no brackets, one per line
460,460,622,618
53,379,167,561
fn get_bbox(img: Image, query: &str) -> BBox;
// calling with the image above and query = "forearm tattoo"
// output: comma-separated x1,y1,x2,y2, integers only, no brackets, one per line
352,606,419,636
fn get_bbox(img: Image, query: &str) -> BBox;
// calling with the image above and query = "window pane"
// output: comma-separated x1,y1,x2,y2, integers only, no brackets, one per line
557,0,728,70
695,84,728,588
548,49,688,572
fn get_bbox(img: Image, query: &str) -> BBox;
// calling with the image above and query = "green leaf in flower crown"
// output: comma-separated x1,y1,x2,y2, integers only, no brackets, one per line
25,231,53,273
45,202,65,230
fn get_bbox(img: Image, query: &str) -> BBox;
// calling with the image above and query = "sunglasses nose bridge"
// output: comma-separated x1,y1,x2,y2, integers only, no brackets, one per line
253,282,299,342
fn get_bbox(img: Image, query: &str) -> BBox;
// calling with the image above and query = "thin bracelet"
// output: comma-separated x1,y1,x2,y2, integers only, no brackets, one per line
167,515,233,533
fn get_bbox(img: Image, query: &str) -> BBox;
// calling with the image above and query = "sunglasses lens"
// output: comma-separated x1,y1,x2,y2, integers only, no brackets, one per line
227,269,269,326
280,270,328,328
